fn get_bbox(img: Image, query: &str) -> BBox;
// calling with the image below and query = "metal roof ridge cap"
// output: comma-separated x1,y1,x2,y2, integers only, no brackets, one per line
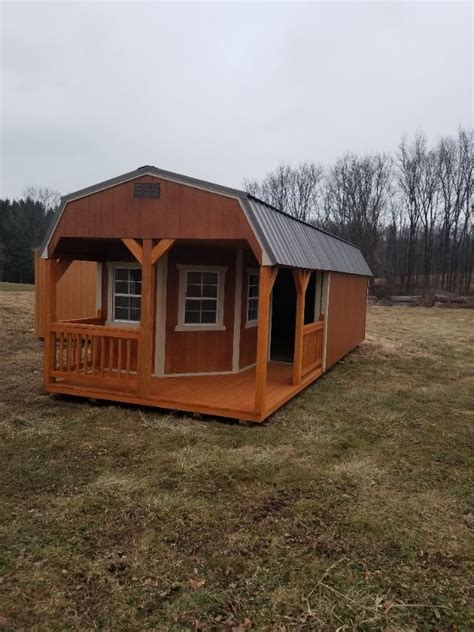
62,166,248,204
60,166,154,202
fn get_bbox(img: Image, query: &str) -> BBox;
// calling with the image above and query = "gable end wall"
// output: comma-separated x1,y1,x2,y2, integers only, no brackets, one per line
48,175,262,261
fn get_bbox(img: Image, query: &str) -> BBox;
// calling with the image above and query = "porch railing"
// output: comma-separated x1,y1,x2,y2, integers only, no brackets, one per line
300,319,324,377
48,322,139,382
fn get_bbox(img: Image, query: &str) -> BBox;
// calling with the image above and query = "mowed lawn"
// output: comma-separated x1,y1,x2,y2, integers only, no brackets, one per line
0,290,473,631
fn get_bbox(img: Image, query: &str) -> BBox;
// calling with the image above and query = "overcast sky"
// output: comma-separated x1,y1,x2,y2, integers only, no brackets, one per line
1,1,472,199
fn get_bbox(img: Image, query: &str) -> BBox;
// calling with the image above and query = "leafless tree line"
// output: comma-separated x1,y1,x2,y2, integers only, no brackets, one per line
244,128,473,295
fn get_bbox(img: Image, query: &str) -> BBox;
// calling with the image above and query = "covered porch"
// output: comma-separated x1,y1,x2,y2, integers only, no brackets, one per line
46,360,323,422
43,238,326,422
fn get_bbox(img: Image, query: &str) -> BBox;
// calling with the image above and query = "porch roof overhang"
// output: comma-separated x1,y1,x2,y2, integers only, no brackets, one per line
41,165,372,277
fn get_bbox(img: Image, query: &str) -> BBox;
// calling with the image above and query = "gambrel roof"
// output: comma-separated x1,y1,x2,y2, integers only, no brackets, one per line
42,165,372,276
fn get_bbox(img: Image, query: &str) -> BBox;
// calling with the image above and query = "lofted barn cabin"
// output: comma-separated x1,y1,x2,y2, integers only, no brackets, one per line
37,166,372,423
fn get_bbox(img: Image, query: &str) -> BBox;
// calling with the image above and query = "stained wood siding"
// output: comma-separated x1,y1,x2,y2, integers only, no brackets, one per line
35,252,98,338
164,245,236,374
326,272,368,369
49,175,261,260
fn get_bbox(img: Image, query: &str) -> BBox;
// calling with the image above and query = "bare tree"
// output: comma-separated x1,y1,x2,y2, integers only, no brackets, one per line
397,133,441,290
23,186,61,211
244,162,324,222
243,128,472,296
323,153,392,274
419,147,439,287
436,129,473,291
397,134,424,292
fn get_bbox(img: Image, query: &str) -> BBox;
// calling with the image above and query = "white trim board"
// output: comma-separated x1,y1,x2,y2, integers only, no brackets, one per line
232,249,243,372
321,272,331,372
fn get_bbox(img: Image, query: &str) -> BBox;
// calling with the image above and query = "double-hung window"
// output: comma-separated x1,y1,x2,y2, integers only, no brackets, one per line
176,265,227,331
246,269,259,327
112,265,142,323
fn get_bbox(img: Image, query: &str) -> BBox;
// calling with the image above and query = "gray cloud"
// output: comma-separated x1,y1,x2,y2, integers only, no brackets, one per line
1,1,472,198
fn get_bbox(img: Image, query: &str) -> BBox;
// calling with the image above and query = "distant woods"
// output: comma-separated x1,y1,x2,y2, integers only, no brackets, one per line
0,187,59,283
245,129,473,295
0,129,472,294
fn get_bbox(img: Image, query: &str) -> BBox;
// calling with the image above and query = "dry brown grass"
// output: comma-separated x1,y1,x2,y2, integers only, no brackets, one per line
0,293,473,631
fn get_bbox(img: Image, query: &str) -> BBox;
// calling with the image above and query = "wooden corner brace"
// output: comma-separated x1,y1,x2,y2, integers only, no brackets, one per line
122,238,176,266
151,239,175,264
122,239,143,264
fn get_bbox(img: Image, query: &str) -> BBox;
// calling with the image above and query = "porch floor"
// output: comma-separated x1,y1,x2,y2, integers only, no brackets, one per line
48,361,323,422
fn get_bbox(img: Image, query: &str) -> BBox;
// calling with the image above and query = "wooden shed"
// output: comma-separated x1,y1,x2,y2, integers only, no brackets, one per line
38,166,371,422
34,249,98,338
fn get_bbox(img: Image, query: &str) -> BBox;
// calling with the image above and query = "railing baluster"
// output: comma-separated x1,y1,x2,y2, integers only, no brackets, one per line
108,337,113,377
126,339,131,379
100,336,105,376
117,339,123,378
300,321,324,377
76,334,82,374
49,324,139,382
89,335,94,374
66,333,71,372
86,335,91,374
59,334,64,371
83,335,87,374
51,332,57,371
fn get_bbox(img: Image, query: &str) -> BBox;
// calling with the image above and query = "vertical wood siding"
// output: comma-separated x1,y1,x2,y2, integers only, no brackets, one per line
325,272,368,369
164,245,236,374
35,253,98,338
48,175,262,261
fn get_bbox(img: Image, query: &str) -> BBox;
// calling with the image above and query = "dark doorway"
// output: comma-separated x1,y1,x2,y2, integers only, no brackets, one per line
270,269,296,363
270,270,317,363
304,272,316,324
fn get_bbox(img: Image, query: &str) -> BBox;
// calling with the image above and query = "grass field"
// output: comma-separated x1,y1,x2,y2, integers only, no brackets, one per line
0,282,35,292
1,289,473,630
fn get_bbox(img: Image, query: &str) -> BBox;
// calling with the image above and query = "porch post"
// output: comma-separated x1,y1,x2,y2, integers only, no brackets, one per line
136,239,175,398
43,258,58,387
254,266,278,416
293,269,311,385
137,239,157,398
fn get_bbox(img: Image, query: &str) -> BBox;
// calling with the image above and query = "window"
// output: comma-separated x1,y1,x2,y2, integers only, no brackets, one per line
112,266,142,322
176,265,227,331
184,270,219,324
246,269,259,326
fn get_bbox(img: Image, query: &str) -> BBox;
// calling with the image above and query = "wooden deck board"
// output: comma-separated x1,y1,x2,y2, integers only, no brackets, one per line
49,361,322,422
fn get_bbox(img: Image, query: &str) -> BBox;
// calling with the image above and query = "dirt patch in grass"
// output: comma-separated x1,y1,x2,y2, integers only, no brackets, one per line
0,295,473,630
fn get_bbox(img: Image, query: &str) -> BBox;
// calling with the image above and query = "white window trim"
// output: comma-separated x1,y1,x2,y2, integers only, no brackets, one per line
175,264,228,332
245,268,259,329
106,262,142,327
